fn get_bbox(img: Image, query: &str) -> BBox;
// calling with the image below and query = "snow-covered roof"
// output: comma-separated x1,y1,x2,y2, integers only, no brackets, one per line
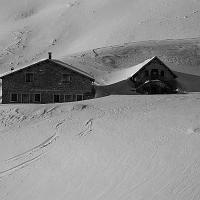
120,56,157,77
0,59,45,78
0,59,94,80
52,59,94,80
105,56,177,85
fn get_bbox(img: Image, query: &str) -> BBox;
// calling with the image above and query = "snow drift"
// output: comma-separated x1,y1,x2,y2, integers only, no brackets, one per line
1,94,200,200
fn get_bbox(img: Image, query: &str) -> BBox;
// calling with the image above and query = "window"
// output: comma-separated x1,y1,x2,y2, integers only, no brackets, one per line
76,94,83,101
34,94,41,103
25,73,34,82
62,74,71,83
161,71,165,77
145,70,149,77
151,69,159,76
65,94,73,102
10,93,18,102
54,94,60,103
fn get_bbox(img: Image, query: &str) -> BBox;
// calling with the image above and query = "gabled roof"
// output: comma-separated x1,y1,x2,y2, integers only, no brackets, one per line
126,56,177,79
52,59,94,80
0,59,47,78
0,59,94,80
107,56,177,85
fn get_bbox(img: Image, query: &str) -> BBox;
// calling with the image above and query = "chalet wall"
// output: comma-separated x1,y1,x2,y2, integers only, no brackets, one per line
133,60,175,84
2,60,94,104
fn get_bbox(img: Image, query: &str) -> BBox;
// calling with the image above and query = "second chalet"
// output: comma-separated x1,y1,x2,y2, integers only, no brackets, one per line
95,56,179,97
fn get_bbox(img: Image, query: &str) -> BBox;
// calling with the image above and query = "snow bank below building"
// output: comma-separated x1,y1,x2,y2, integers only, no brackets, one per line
94,69,200,97
1,94,200,200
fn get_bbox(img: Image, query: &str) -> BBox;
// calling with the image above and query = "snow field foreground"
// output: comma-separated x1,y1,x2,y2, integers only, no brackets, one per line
1,94,200,199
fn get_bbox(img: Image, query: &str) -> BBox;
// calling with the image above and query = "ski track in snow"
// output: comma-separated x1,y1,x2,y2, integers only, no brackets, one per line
0,95,200,199
0,127,60,178
6,132,58,162
0,154,42,179
0,133,57,178
0,104,74,179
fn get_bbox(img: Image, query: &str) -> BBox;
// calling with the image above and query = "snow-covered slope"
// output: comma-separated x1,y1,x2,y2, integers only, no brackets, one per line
1,94,200,200
1,0,200,75
60,40,200,94
61,39,200,84
1,1,200,199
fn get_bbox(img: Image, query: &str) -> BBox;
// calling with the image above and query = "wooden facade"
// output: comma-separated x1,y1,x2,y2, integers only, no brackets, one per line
0,59,95,104
131,57,178,94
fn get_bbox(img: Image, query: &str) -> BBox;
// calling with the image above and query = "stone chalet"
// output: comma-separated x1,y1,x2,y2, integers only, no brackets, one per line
0,53,95,104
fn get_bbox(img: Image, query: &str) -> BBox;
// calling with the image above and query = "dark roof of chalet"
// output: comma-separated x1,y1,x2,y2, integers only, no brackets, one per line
0,59,95,80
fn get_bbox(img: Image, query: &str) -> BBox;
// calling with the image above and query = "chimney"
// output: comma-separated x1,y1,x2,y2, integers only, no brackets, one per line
48,52,52,59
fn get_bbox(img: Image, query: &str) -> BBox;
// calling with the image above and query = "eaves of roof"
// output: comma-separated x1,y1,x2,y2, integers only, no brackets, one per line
0,59,95,81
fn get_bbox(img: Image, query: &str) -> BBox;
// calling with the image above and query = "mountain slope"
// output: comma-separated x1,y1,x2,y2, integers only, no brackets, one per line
59,39,200,89
1,0,200,74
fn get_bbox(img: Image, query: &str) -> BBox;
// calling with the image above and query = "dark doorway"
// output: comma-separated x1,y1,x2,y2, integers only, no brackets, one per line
54,94,60,103
150,85,158,94
76,94,83,101
34,94,41,103
11,93,18,102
